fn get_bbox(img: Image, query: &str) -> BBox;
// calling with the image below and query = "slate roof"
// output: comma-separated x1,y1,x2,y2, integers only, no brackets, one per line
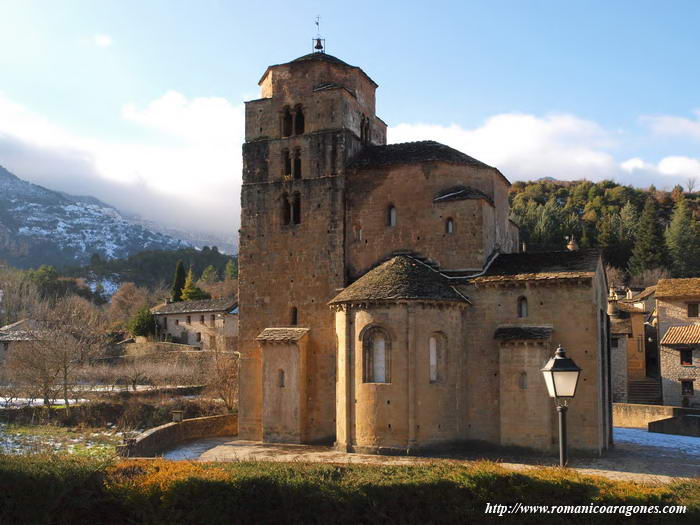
347,141,494,171
656,278,700,299
0,330,36,342
433,185,494,207
610,317,632,335
256,327,310,343
152,298,237,315
259,52,377,87
471,250,600,283
329,256,468,305
494,325,553,341
660,325,700,346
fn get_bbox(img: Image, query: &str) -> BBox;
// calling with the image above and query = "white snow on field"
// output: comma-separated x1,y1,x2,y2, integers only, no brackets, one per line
614,427,700,457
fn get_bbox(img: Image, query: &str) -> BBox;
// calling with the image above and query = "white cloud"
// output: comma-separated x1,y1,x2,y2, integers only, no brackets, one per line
0,91,245,238
93,34,113,48
641,110,700,141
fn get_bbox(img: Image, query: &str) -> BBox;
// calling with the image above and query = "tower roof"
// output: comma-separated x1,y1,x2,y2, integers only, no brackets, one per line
329,255,468,305
258,52,378,87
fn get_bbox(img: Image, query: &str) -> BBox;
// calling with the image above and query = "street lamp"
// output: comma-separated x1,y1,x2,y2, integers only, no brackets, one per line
541,345,582,467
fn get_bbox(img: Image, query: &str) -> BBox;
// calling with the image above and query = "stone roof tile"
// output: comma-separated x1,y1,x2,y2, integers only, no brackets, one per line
256,327,310,343
472,250,600,283
656,278,700,299
347,141,493,171
494,325,553,341
152,298,237,315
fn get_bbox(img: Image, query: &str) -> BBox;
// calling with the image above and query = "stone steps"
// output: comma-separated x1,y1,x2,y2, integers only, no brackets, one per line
628,378,663,405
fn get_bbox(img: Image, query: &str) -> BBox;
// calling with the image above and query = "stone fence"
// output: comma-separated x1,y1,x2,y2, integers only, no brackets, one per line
649,415,700,437
117,414,237,457
613,402,700,429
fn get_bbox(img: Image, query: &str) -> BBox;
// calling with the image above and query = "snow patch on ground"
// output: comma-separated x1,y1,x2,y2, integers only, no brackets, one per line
614,427,700,457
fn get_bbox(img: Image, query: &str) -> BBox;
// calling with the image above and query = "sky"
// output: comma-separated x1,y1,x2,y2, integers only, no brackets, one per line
1,0,700,242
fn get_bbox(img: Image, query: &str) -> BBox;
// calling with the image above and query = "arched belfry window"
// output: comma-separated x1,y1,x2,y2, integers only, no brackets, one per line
387,205,397,227
282,149,291,178
281,193,291,226
363,327,391,383
293,148,302,179
429,332,446,383
294,105,305,135
446,218,454,234
292,192,301,225
282,107,293,137
517,296,528,318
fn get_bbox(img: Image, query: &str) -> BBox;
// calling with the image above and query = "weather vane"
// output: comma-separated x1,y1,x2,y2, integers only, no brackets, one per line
313,15,325,53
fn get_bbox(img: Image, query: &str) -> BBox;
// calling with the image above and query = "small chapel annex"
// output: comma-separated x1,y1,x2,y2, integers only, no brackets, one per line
237,46,612,455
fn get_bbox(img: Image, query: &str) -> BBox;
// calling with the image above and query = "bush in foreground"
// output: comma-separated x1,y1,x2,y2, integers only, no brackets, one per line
0,456,697,524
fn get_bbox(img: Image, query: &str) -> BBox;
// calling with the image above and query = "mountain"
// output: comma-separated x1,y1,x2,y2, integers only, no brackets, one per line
0,165,190,269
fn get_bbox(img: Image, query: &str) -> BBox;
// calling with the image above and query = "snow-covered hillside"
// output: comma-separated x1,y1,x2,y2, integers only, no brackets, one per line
0,165,190,268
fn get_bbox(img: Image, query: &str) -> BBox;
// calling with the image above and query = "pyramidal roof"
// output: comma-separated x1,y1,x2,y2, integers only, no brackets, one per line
259,52,377,87
329,256,468,305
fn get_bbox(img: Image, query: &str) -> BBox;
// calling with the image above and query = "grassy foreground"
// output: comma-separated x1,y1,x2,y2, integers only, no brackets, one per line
0,455,697,524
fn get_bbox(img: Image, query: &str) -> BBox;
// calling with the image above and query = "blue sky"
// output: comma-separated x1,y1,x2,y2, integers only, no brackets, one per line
1,0,700,238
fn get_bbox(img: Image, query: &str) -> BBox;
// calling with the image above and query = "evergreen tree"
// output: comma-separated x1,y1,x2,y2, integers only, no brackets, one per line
665,194,700,277
224,259,237,280
598,213,624,267
171,260,187,302
199,265,219,284
128,307,156,337
180,268,211,301
628,197,667,275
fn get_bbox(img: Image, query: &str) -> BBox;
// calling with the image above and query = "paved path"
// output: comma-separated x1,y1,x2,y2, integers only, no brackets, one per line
162,428,700,484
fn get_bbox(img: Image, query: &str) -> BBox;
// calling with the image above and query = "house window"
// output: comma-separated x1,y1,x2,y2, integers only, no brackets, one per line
387,205,396,227
278,369,285,388
186,316,191,325
196,332,201,342
175,319,179,326
163,317,168,329
200,315,204,323
210,314,216,326
517,296,528,318
428,333,446,383
681,349,693,366
294,105,304,135
445,218,454,234
282,107,293,137
363,327,391,383
688,303,699,317
290,307,298,326
681,380,694,396
611,337,619,348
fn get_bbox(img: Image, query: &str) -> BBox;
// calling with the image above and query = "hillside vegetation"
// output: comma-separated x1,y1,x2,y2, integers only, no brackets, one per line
510,179,700,281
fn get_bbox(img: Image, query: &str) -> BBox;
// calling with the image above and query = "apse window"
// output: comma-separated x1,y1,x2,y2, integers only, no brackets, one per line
363,327,391,383
445,218,454,234
681,349,693,366
387,205,397,227
688,303,699,317
428,333,446,383
517,296,528,318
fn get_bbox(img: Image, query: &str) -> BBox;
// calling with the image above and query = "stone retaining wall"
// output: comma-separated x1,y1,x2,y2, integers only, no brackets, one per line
117,414,237,457
613,402,700,429
649,415,700,437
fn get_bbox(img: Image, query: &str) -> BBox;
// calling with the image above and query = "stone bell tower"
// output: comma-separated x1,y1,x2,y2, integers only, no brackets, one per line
237,44,386,443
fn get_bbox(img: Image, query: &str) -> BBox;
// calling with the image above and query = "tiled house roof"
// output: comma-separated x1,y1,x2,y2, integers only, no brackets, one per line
152,298,237,315
256,327,310,343
330,256,468,305
348,141,494,171
656,278,700,299
471,250,600,283
494,325,553,341
610,317,632,335
660,325,700,345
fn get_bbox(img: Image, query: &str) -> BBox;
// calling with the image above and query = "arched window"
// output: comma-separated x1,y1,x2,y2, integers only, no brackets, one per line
294,105,305,135
281,193,291,226
445,218,454,234
429,333,446,383
517,296,528,318
360,115,366,143
292,192,301,225
353,224,363,242
363,327,391,383
282,107,293,137
293,148,302,179
518,372,528,390
290,306,298,326
387,205,396,227
278,369,285,388
282,149,291,178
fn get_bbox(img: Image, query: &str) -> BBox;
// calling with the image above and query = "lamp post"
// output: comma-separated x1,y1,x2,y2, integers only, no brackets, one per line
541,345,582,467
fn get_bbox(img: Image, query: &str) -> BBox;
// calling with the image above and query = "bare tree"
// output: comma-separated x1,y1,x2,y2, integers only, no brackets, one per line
0,267,42,327
108,282,150,327
628,268,669,288
687,177,696,194
204,349,239,413
604,264,627,289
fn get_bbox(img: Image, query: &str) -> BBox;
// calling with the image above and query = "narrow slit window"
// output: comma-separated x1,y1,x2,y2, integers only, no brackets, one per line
293,149,302,179
429,336,438,383
278,369,285,388
517,296,528,318
387,205,396,227
519,372,528,390
363,328,391,383
446,218,454,234
290,307,298,326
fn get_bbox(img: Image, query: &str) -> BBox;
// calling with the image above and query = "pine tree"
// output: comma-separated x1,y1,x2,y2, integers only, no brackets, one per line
128,307,156,337
171,260,187,302
180,268,211,301
224,259,237,280
629,197,667,275
665,194,700,277
200,265,219,284
598,212,624,267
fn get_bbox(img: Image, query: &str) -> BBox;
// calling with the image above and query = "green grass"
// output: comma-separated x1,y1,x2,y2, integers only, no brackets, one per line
0,456,697,524
0,424,121,458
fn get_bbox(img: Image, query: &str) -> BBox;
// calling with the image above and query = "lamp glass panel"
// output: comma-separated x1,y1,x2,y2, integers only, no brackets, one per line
552,370,579,397
542,371,556,398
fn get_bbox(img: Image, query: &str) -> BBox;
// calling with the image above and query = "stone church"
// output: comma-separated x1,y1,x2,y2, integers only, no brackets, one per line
237,48,612,455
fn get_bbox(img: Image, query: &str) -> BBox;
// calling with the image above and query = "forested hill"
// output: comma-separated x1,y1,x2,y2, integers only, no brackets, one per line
509,179,700,279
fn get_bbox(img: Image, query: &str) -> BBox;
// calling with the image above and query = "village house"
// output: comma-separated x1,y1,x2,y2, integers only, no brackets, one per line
237,47,612,455
0,319,46,361
608,286,661,404
152,298,238,352
656,278,700,407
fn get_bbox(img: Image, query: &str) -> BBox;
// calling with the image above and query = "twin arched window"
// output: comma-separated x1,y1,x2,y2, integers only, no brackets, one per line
363,327,391,383
282,105,305,137
517,296,528,318
281,193,301,226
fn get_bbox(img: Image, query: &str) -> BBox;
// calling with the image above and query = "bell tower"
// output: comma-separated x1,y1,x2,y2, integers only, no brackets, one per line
237,48,386,443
